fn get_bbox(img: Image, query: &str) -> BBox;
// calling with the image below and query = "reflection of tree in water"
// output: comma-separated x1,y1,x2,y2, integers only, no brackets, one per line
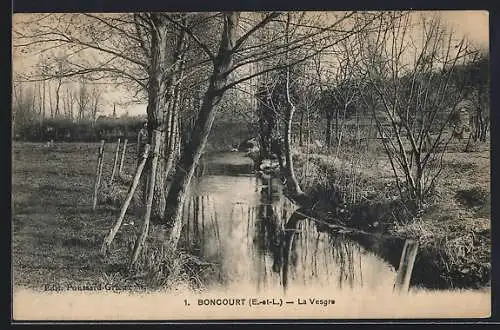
181,195,205,255
179,195,225,284
252,177,290,287
328,234,359,289
180,173,363,291
280,211,362,291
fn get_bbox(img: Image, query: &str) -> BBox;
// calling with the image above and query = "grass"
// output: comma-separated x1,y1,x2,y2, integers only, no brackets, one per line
291,139,491,289
11,141,202,292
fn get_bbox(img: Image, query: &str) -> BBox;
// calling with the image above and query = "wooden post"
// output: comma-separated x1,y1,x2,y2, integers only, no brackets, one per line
394,239,419,293
130,132,161,267
92,140,105,211
109,138,121,185
119,139,128,176
101,144,150,256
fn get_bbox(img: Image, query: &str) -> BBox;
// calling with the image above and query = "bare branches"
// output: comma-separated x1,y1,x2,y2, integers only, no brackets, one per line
14,29,147,69
233,12,281,51
355,11,480,210
163,14,215,62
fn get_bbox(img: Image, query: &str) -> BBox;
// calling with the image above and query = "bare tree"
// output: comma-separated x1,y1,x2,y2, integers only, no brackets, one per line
462,52,489,146
320,37,362,151
12,82,38,138
63,85,76,120
89,85,103,123
252,12,383,207
76,78,90,121
356,12,476,210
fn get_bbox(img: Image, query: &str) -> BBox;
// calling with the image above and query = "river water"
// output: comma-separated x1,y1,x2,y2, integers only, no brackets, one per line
176,152,398,293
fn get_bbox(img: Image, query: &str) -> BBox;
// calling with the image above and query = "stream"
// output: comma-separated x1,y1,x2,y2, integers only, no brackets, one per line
176,152,398,293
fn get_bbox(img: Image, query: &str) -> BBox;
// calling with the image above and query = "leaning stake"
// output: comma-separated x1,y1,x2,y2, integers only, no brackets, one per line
130,133,161,267
92,140,105,211
394,239,419,293
101,144,150,256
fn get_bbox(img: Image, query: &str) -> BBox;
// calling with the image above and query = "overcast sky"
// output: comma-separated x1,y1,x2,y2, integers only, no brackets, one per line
12,10,489,117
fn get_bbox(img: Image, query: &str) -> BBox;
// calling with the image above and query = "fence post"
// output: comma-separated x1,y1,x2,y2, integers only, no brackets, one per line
101,144,150,256
92,140,105,211
109,138,121,185
394,239,419,293
119,139,128,176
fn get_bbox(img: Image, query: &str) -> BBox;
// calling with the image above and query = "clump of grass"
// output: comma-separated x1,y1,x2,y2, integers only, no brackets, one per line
293,153,409,229
117,173,134,186
99,181,142,210
455,187,489,209
125,227,216,291
392,217,490,288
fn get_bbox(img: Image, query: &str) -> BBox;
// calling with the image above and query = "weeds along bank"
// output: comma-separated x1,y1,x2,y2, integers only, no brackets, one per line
291,142,491,290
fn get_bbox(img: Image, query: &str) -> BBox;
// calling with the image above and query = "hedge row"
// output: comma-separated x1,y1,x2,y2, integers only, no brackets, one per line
14,118,145,142
14,118,259,146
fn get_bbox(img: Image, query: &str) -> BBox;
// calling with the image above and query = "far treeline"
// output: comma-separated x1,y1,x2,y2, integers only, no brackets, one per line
12,117,145,142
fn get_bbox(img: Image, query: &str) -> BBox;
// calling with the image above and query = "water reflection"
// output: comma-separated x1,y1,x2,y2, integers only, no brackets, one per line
179,153,396,292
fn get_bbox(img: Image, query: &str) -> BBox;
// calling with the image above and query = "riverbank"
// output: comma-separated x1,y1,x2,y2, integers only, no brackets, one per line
289,144,491,289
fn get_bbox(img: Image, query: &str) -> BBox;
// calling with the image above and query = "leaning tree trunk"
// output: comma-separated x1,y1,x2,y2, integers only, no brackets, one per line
164,12,241,252
55,78,62,117
283,99,304,199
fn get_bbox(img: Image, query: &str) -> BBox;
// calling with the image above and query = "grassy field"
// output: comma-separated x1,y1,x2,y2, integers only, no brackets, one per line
12,142,150,290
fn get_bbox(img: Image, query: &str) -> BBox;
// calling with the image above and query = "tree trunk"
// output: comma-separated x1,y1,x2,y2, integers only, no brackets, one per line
131,133,161,267
164,12,240,252
335,108,339,142
281,13,307,205
151,21,187,221
42,80,46,120
283,109,306,198
55,78,62,117
48,85,54,118
299,111,304,147
143,14,168,214
325,113,333,147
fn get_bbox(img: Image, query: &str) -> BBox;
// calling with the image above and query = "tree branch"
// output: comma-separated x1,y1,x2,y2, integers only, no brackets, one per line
163,14,215,62
233,12,281,51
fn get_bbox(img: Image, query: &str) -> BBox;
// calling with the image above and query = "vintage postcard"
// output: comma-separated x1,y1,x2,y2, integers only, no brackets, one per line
11,10,491,321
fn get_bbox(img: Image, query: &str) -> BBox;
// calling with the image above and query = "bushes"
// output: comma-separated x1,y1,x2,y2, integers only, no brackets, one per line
205,121,259,151
16,118,254,146
14,118,145,142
